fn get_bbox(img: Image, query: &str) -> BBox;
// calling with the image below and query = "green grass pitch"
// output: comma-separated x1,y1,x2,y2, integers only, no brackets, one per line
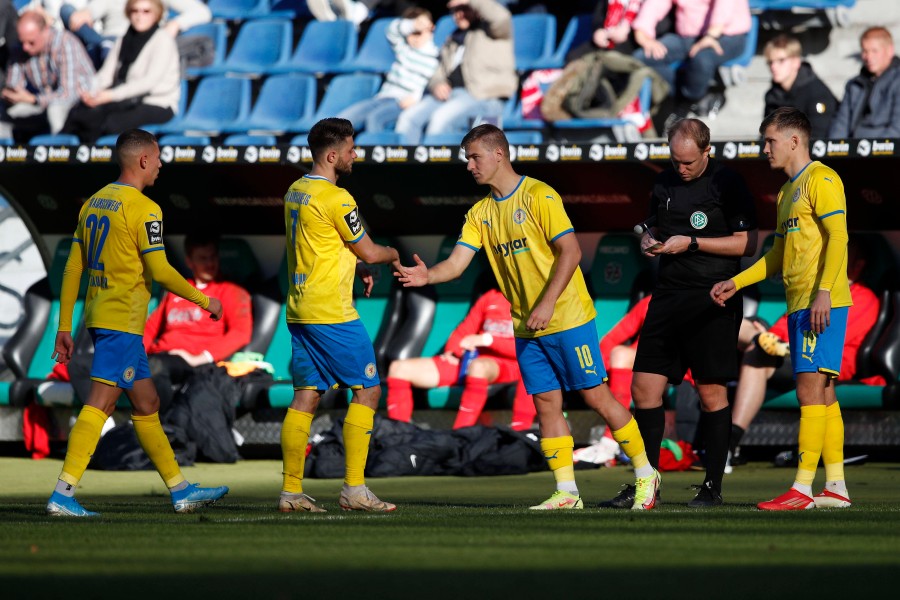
1,457,898,599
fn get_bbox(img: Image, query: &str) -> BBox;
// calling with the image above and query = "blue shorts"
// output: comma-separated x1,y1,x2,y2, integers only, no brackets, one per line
89,328,151,389
787,307,848,378
289,320,379,391
515,320,608,395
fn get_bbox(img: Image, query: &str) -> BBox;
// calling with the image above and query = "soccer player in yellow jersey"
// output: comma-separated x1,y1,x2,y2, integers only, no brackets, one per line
396,124,658,510
712,107,853,511
279,118,401,513
46,129,228,517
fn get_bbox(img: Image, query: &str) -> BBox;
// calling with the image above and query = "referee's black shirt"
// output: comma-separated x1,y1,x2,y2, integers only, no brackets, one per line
649,158,758,290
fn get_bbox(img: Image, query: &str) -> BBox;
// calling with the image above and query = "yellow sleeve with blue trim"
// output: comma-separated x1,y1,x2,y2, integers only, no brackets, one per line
811,174,848,292
458,202,486,251
533,181,574,243
58,239,84,332
732,234,784,291
329,189,365,243
143,250,209,309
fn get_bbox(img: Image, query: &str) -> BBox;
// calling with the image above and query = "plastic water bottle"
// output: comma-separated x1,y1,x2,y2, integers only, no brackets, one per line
457,349,479,385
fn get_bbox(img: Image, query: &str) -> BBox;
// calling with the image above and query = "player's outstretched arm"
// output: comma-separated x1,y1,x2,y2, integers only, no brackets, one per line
143,249,211,311
396,245,476,287
351,234,400,266
710,279,737,306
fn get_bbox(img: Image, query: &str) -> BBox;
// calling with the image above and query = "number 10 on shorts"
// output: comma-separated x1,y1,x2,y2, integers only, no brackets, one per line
575,345,594,369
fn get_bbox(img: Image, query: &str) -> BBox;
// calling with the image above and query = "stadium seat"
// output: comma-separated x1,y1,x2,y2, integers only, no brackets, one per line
206,0,269,20
512,13,556,71
142,80,189,135
421,133,465,146
1,240,87,407
355,131,403,145
224,74,316,134
289,73,381,133
718,16,759,87
94,134,119,145
547,13,593,69
223,133,278,145
549,77,654,142
268,0,313,19
588,233,651,339
433,14,455,47
28,134,80,145
500,96,545,131
269,20,357,75
181,21,229,78
158,134,212,145
157,76,252,135
198,19,293,77
0,137,14,145
334,17,394,74
505,130,543,145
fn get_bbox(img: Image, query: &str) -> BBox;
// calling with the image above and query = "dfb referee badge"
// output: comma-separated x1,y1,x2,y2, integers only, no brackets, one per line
690,211,708,229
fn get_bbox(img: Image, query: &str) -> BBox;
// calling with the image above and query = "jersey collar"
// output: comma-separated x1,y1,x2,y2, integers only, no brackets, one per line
790,161,814,182
492,175,525,202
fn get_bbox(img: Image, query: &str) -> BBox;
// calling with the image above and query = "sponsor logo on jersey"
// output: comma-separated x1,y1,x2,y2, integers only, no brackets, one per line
491,237,529,257
690,211,708,229
145,220,163,245
344,207,362,236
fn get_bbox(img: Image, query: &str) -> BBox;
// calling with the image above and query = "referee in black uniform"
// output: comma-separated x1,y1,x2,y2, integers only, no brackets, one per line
604,118,758,508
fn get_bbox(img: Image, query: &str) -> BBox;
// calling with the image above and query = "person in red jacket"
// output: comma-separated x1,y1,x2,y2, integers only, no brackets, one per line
385,287,534,430
728,239,883,463
57,230,253,410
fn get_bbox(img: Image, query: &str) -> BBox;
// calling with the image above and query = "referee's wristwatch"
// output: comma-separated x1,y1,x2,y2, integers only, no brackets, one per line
688,236,699,252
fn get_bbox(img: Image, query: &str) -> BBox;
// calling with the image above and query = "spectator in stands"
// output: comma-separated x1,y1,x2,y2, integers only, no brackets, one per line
0,10,94,142
385,287,535,430
394,0,517,145
59,0,180,143
763,34,837,140
60,0,210,67
567,0,647,62
0,0,17,88
15,1,86,30
60,229,253,413
306,0,381,28
728,238,883,467
337,7,440,135
631,0,752,122
828,26,900,139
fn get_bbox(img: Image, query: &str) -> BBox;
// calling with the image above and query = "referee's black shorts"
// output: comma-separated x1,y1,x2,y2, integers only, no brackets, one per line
633,288,742,384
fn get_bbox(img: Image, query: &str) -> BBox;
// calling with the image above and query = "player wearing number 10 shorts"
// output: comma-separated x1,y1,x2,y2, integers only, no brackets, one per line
396,124,658,510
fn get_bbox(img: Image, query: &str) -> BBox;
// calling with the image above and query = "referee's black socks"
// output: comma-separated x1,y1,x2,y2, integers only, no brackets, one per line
701,405,733,492
634,406,666,471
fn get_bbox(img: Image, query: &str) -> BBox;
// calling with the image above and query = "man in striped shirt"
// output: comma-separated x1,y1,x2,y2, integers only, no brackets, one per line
1,10,94,142
337,7,439,136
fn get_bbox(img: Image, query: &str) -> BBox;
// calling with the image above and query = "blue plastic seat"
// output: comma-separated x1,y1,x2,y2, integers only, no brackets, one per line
512,13,556,71
270,20,357,75
718,16,760,86
505,130,542,145
206,0,269,20
158,134,212,145
28,134,80,145
421,132,464,146
225,74,316,134
268,0,313,18
290,73,381,133
200,19,293,77
355,131,403,145
334,17,393,73
550,77,653,142
223,133,278,145
181,22,229,78
158,76,252,135
94,134,119,145
434,14,455,47
142,80,189,134
548,14,593,69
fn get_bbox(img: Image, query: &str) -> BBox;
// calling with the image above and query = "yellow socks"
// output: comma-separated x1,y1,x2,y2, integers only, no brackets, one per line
612,417,653,478
541,436,577,494
132,412,185,489
795,404,827,488
823,402,846,484
343,403,375,487
281,408,313,494
59,405,108,487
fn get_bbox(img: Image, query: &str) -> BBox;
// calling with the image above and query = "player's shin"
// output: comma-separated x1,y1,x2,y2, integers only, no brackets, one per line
132,412,186,488
281,408,314,493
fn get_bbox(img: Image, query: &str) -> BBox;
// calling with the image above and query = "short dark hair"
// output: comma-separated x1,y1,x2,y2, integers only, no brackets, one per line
760,106,811,141
184,228,220,256
115,129,157,165
666,118,710,150
307,118,355,161
461,124,509,158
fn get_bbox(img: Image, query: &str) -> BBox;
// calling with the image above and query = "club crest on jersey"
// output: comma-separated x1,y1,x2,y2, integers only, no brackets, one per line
364,363,377,379
690,211,708,229
792,188,801,203
123,366,135,383
513,208,526,225
144,220,163,245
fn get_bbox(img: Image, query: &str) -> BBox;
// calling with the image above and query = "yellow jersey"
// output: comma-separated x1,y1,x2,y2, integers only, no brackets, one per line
457,176,595,338
74,183,165,335
284,174,364,324
775,161,852,314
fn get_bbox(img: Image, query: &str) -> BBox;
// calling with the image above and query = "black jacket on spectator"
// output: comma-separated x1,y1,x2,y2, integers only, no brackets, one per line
829,56,900,138
764,62,837,140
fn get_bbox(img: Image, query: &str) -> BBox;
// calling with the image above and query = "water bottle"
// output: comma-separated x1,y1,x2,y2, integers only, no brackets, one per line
457,349,479,385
